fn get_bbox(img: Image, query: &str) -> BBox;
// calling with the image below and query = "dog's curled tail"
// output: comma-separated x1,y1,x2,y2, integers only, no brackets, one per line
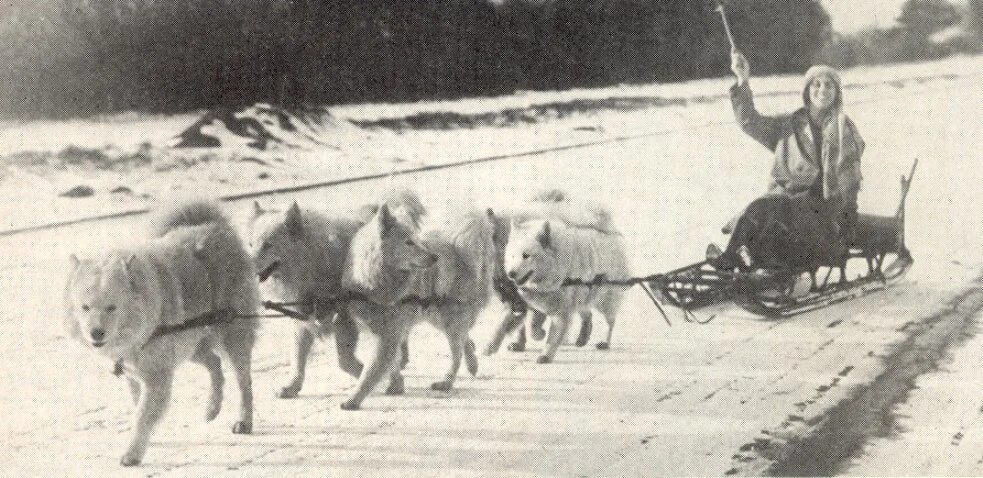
147,198,231,237
531,188,566,203
358,188,428,231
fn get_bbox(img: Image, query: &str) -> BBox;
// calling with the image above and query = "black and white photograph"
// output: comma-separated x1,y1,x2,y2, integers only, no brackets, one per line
1,0,981,475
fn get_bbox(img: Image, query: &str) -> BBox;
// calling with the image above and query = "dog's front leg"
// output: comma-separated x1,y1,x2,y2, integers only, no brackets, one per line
125,376,140,405
333,311,363,378
121,370,174,466
537,312,571,364
484,309,525,355
575,311,593,347
340,323,402,410
278,323,314,399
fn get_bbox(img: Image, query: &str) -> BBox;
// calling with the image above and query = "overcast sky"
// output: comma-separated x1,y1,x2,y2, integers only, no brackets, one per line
822,0,906,32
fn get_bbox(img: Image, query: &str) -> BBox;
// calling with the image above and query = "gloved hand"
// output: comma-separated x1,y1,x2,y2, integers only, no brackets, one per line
731,50,750,86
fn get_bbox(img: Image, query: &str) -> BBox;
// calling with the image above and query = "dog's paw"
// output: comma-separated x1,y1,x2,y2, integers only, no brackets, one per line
385,382,405,396
340,400,360,411
204,402,221,422
430,380,453,392
596,342,610,351
507,342,525,352
276,384,301,399
232,421,252,434
535,355,553,364
120,452,143,467
576,323,593,347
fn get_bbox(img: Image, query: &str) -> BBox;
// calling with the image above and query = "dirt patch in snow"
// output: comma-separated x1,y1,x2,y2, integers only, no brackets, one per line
173,103,343,150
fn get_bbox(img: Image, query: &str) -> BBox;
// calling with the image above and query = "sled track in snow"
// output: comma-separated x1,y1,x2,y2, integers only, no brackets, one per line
760,277,983,476
1,74,979,239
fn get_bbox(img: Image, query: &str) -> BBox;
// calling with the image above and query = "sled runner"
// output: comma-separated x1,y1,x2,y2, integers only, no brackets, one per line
648,159,916,319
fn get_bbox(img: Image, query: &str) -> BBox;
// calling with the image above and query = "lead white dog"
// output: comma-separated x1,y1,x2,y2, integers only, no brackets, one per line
64,199,258,466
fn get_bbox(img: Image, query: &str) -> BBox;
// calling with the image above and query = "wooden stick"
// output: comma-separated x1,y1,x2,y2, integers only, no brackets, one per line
714,1,738,52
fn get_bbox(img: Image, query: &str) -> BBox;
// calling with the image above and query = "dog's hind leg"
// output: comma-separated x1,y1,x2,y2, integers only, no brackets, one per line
385,339,406,396
464,338,478,376
507,320,528,352
220,329,254,434
401,341,410,370
334,311,364,378
121,369,174,467
596,290,623,351
432,329,466,391
537,313,571,364
485,309,524,355
575,311,593,347
278,323,314,399
191,341,224,421
341,323,403,410
529,309,547,341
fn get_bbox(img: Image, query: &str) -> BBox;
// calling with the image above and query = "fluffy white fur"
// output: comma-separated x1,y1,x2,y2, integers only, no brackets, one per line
340,203,437,409
503,212,630,363
402,209,499,391
247,188,426,399
485,189,621,356
64,199,257,466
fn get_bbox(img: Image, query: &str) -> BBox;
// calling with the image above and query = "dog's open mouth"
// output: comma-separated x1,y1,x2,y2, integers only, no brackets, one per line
257,261,280,282
89,339,106,348
513,270,534,287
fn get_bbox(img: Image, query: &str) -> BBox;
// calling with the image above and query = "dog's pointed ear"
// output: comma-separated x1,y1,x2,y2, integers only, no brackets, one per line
123,254,141,290
252,200,265,218
486,207,495,219
377,203,394,237
286,202,303,238
69,254,80,269
537,222,551,248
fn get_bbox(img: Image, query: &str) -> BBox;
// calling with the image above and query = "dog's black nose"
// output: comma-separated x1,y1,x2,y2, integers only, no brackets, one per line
91,328,105,342
507,270,516,279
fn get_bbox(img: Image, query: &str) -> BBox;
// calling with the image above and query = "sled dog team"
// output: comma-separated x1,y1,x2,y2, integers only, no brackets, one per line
63,189,630,465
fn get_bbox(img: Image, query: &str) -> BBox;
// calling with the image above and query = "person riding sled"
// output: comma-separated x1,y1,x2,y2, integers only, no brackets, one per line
712,50,865,275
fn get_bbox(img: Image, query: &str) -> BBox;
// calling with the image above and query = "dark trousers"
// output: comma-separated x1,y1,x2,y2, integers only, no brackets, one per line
720,193,853,271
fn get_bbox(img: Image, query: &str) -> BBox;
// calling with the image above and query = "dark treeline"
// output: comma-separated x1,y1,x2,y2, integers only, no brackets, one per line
821,0,983,67
0,0,831,119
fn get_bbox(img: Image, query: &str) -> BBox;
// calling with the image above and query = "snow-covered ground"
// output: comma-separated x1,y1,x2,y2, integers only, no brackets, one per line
0,55,982,476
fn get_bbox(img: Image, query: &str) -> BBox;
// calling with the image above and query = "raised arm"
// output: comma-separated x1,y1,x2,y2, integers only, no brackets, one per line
729,51,785,151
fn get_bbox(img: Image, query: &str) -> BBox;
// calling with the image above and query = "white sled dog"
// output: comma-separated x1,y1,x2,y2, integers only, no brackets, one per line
248,189,426,399
341,205,496,410
485,190,620,355
401,207,500,391
340,202,499,409
502,208,630,364
64,199,258,466
340,203,437,409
